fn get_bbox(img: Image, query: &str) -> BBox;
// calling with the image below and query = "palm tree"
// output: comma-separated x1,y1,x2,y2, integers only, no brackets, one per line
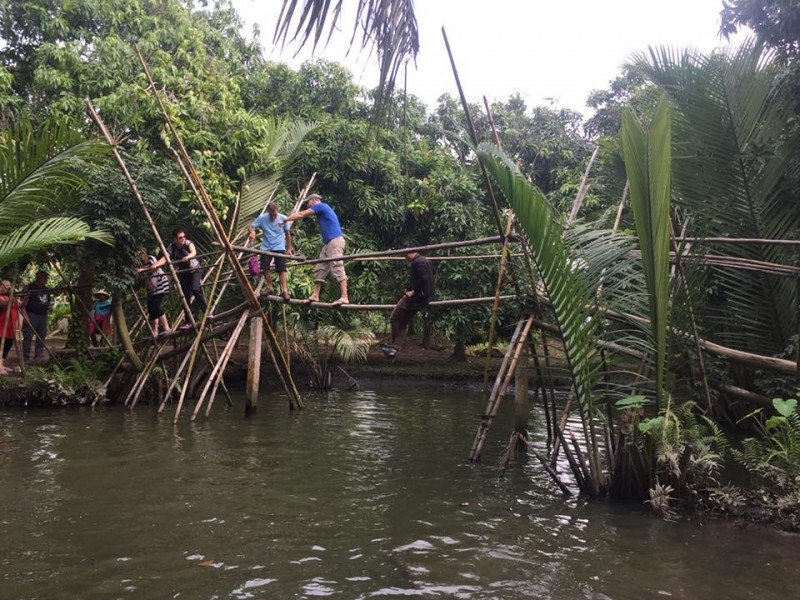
273,0,419,120
630,40,800,357
0,120,112,268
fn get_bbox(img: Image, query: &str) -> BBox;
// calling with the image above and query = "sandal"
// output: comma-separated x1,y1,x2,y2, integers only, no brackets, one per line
303,297,317,305
331,298,348,307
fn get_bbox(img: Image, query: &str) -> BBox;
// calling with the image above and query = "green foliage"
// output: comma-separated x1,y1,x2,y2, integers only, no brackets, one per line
619,95,672,410
0,119,112,269
290,320,375,389
731,395,800,497
21,357,112,405
630,41,800,356
720,0,800,61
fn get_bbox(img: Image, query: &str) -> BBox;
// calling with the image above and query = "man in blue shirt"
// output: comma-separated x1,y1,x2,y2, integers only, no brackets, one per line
279,194,348,306
248,201,293,301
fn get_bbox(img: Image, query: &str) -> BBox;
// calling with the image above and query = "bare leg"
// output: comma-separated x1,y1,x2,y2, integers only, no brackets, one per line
262,271,274,294
309,281,322,301
337,278,349,303
278,271,288,294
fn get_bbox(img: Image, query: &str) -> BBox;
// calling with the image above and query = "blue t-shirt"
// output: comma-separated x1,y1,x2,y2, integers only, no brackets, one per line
93,298,112,316
251,212,290,251
311,202,343,244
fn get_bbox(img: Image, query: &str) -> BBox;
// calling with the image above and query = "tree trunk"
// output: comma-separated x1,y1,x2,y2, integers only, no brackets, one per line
67,253,95,351
451,340,467,362
114,295,144,371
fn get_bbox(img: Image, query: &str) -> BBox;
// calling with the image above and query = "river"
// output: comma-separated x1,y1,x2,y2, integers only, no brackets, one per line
0,380,796,599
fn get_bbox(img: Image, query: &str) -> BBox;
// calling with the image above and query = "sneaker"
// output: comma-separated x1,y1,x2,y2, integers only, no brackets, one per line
158,329,172,337
379,343,397,358
179,323,194,330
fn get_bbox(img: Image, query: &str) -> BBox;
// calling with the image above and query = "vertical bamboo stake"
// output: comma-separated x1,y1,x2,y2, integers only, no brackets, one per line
468,315,534,463
613,183,629,231
246,313,263,414
568,145,599,222
513,341,530,455
481,213,515,398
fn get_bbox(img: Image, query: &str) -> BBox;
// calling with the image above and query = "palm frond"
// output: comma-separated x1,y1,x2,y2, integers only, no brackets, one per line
478,144,604,458
272,0,419,122
629,40,800,354
620,96,672,410
0,121,110,229
0,217,112,268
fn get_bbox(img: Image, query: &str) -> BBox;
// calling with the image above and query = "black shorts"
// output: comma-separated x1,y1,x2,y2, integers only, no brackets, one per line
260,254,287,273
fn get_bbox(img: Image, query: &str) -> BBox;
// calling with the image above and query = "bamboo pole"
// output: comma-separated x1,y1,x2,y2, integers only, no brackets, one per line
481,213,515,398
442,28,505,242
612,183,629,231
232,235,515,265
135,46,302,412
468,315,535,463
84,99,197,335
670,220,713,413
568,145,599,222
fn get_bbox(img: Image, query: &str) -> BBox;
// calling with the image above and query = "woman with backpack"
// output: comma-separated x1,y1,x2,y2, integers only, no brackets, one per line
136,247,170,336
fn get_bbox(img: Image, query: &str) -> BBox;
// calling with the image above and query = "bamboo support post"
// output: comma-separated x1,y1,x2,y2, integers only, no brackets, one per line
513,341,530,456
550,393,574,466
481,213,515,399
468,315,535,463
134,45,302,413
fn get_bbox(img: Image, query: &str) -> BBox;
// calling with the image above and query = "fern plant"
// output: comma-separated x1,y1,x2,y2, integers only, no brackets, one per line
731,397,800,497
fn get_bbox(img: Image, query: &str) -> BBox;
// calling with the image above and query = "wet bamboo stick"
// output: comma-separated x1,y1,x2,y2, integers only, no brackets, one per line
193,281,265,419
467,318,526,463
550,393,574,467
528,444,573,496
468,316,534,463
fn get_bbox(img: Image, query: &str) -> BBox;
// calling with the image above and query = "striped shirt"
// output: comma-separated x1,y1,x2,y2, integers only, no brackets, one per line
146,256,169,296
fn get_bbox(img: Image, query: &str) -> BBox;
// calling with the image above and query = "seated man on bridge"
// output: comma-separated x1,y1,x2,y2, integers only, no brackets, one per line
381,244,435,358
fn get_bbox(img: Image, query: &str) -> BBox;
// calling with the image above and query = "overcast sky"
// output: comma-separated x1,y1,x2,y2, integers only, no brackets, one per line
232,0,744,115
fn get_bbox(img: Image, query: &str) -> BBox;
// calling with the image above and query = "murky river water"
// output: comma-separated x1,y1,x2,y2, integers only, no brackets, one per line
0,380,797,599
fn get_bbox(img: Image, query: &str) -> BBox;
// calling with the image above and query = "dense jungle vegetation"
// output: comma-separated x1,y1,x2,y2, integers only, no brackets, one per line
1,0,799,523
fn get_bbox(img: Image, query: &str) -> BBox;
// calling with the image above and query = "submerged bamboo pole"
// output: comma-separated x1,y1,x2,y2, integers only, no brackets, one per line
468,315,534,463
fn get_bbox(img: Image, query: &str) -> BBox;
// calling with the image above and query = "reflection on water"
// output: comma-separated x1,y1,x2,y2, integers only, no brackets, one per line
0,380,796,599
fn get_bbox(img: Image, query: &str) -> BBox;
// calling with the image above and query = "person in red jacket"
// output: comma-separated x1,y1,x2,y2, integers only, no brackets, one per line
0,280,23,374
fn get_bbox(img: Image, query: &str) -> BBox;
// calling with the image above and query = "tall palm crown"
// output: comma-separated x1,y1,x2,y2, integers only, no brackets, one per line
273,0,419,120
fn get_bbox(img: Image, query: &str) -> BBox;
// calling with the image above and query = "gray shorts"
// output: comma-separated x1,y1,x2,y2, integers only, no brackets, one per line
313,236,347,282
